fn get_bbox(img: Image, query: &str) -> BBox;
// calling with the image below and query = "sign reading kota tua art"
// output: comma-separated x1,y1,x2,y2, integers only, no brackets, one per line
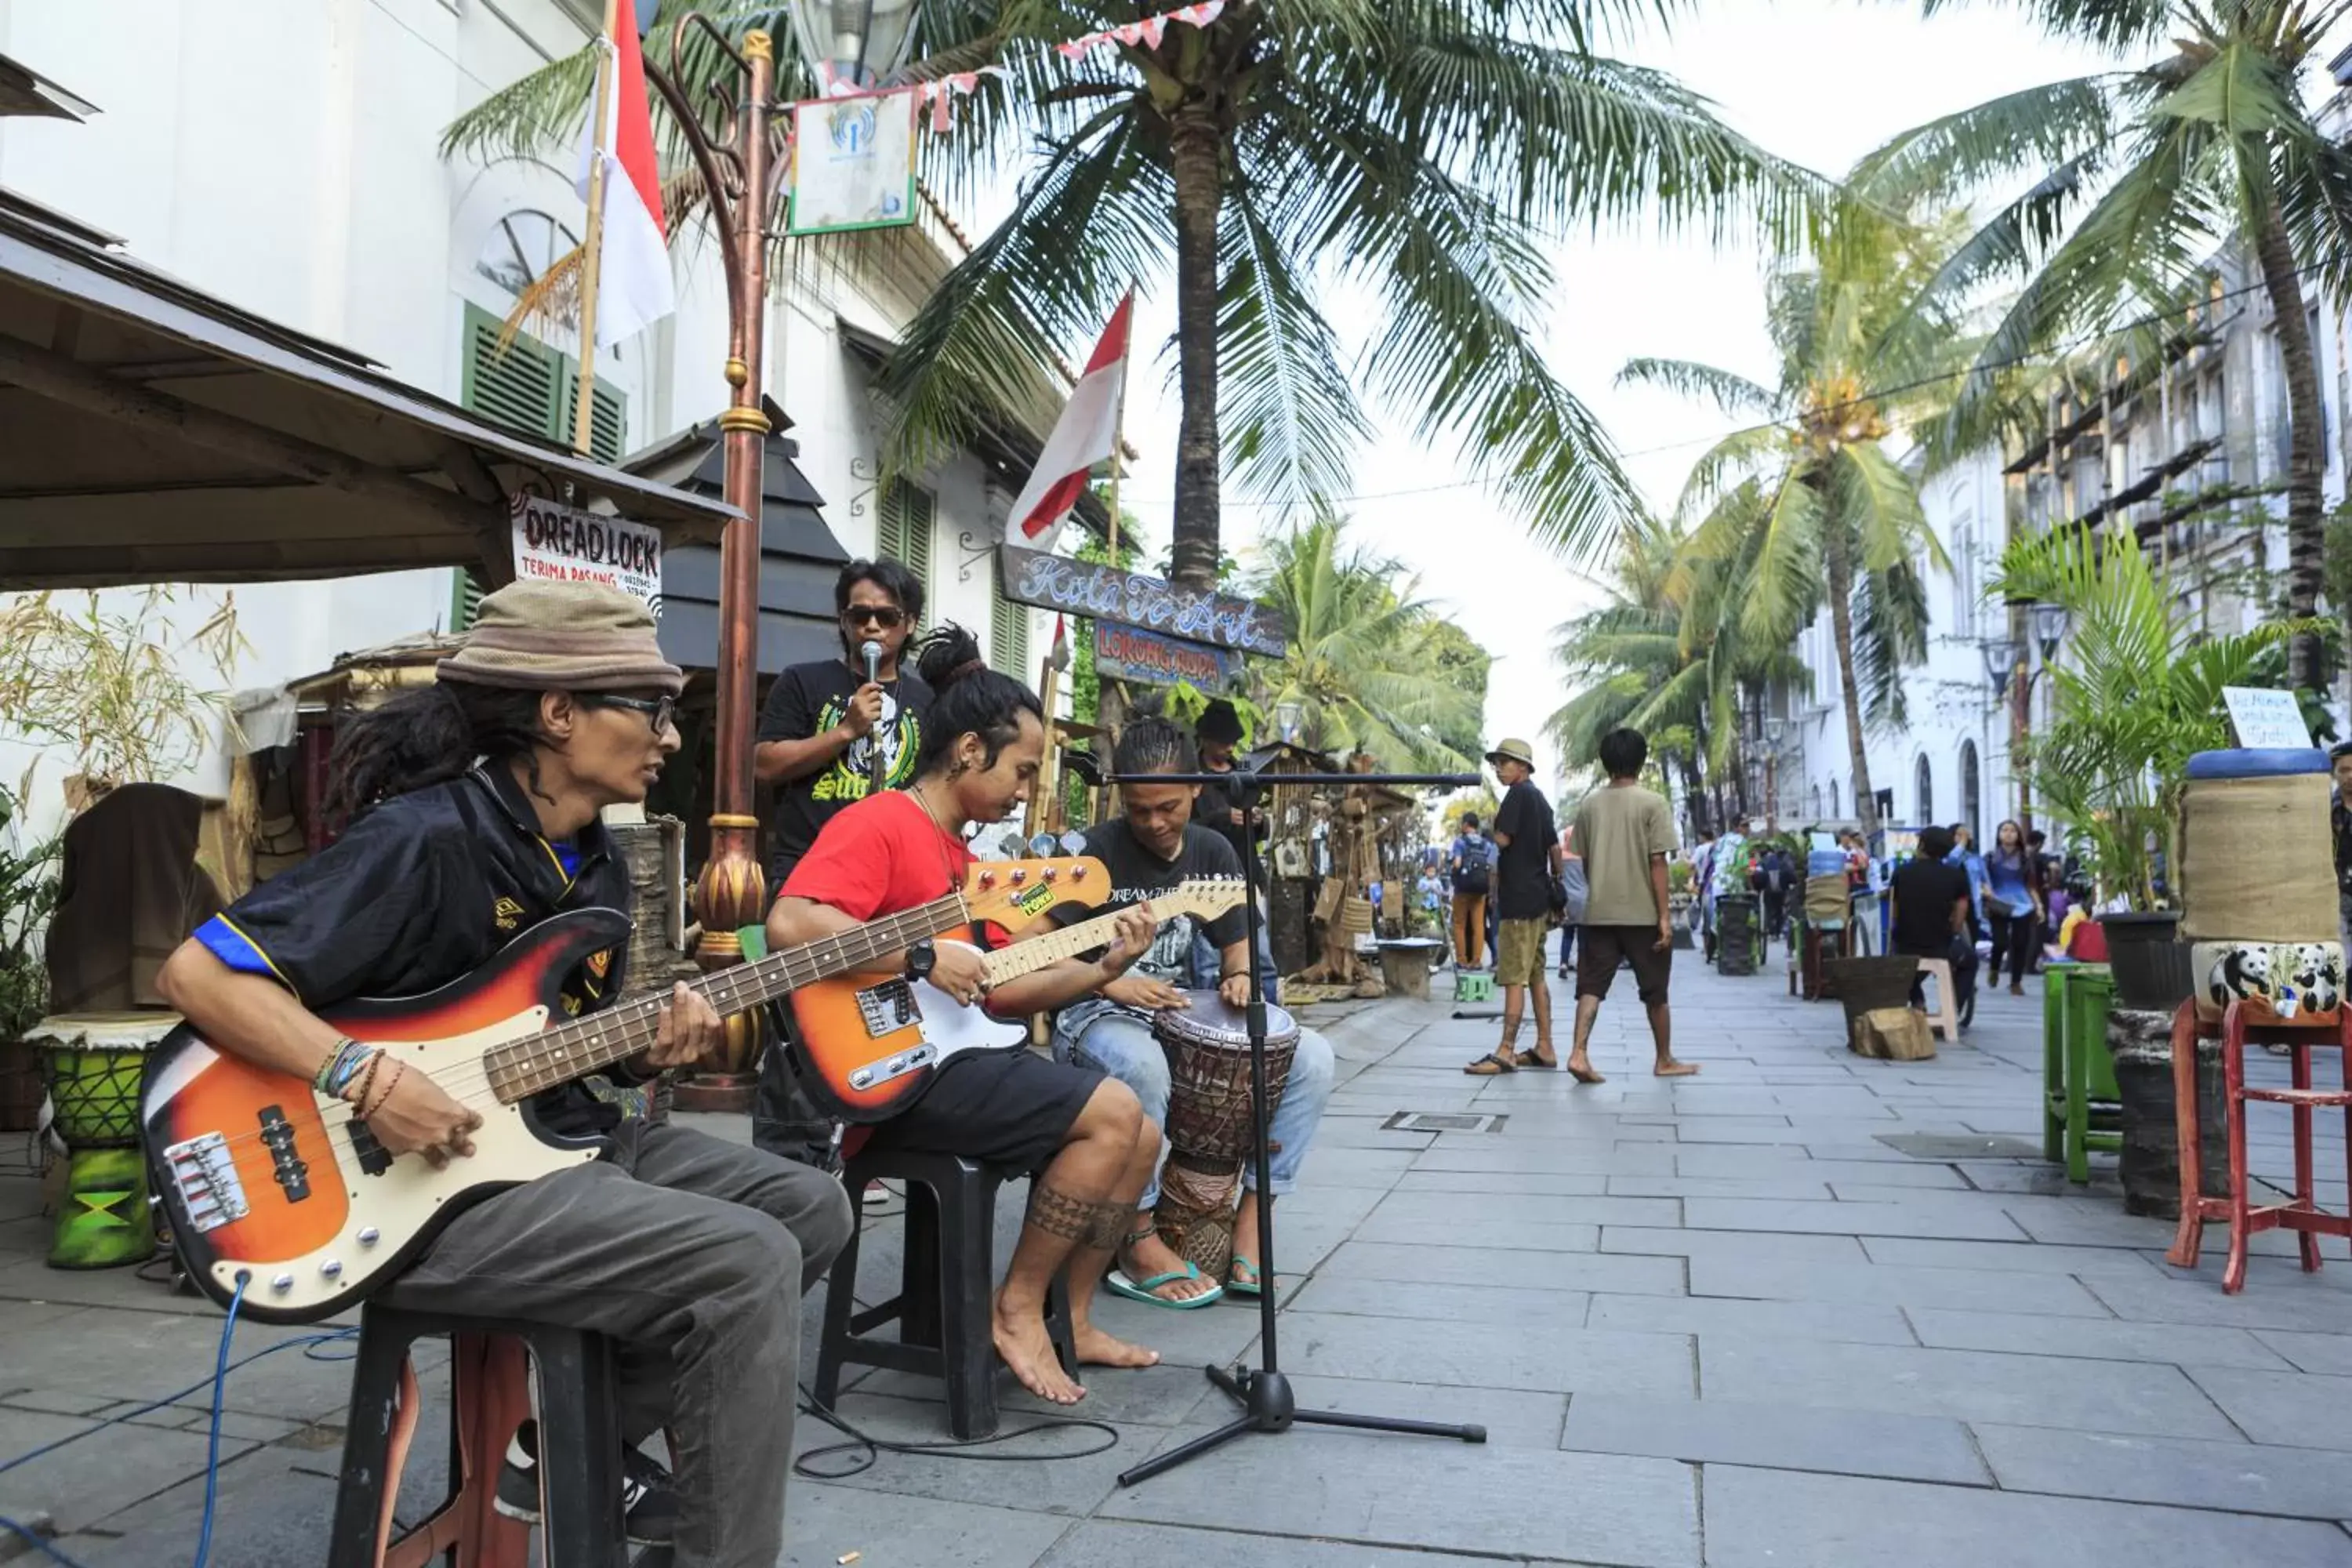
510,494,662,615
996,544,1285,657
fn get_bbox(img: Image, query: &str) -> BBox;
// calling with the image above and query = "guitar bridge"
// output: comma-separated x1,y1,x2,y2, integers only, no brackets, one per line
855,979,920,1039
162,1132,249,1234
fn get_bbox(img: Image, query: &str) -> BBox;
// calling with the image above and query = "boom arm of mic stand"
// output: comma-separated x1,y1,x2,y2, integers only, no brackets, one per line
1114,789,1486,1489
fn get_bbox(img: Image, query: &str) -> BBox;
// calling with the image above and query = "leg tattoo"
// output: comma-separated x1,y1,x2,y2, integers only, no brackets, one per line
1028,1183,1131,1250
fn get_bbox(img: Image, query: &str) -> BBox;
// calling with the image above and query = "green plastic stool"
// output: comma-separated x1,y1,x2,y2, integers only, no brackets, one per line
2042,964,2122,1183
49,1146,156,1269
1454,971,1494,1004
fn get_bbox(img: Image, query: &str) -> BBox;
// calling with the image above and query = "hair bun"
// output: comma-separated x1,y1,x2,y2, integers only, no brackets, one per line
914,622,988,689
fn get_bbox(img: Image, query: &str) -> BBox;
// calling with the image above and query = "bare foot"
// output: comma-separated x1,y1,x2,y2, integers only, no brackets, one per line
1074,1323,1160,1369
992,1293,1087,1404
1566,1054,1605,1084
1654,1058,1700,1077
1121,1230,1219,1303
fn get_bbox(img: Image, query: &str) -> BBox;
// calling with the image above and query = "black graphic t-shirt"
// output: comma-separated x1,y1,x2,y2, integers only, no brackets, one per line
757,657,932,880
1050,818,1247,983
1493,779,1559,922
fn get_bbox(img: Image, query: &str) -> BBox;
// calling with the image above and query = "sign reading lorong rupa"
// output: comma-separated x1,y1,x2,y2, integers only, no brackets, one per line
1094,620,1246,691
996,544,1284,656
510,493,663,615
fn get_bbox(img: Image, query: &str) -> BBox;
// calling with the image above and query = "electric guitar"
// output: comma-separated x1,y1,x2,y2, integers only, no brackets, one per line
786,877,1249,1122
138,858,1108,1323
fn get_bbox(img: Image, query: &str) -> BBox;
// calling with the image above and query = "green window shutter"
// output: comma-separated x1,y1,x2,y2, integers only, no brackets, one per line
560,376,628,463
449,568,488,632
462,302,561,441
991,594,1029,678
877,481,935,590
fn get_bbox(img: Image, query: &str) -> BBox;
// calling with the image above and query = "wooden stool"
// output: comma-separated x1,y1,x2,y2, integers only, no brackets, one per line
2165,1000,2352,1294
1914,958,1961,1042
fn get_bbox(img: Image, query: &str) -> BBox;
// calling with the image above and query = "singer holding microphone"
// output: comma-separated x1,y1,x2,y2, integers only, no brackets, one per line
753,557,932,1167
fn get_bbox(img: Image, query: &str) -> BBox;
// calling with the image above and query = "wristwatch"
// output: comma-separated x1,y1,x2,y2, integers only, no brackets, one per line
904,939,937,984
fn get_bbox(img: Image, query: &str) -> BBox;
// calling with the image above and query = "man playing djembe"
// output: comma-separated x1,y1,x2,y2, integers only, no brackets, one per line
1047,718,1336,1307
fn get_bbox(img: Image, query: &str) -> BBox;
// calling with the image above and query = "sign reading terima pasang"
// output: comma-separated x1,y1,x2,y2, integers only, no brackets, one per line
1094,620,1246,691
510,494,663,616
997,544,1285,656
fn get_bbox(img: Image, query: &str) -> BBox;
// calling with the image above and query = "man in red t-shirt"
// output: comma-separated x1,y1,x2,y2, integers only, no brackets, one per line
769,628,1161,1406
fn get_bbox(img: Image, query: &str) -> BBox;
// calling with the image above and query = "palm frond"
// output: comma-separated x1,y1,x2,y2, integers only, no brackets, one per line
1617,358,1778,417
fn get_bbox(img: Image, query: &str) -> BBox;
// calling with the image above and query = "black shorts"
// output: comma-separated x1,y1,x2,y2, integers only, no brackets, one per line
865,1047,1106,1174
1577,924,1673,1006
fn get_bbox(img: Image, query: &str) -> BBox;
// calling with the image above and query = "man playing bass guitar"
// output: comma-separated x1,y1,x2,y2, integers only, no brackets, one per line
764,623,1164,1406
155,583,853,1568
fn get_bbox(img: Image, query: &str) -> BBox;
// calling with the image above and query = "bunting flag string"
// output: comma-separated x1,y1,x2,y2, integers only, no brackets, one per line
896,2,1229,134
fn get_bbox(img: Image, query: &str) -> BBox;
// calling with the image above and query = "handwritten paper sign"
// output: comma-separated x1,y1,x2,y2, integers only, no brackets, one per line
997,545,1285,656
1093,620,1245,691
510,494,662,615
2222,686,2314,750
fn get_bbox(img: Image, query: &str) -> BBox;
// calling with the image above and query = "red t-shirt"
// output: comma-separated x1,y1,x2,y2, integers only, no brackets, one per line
782,789,973,919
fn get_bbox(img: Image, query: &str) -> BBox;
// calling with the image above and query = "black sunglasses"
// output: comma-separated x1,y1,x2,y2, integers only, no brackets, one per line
584,692,677,734
842,604,907,629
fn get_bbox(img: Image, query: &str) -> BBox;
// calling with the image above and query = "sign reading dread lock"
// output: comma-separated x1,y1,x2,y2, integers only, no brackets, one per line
996,545,1285,657
509,494,663,616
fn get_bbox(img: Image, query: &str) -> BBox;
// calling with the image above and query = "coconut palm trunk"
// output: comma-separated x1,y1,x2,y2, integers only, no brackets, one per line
1168,105,1225,593
2252,196,2327,689
1823,521,1881,836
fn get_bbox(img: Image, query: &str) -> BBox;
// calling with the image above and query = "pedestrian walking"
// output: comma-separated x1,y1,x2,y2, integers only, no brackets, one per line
1465,739,1565,1076
1560,728,1696,1083
1556,822,1587,978
1448,812,1491,968
1983,818,2045,995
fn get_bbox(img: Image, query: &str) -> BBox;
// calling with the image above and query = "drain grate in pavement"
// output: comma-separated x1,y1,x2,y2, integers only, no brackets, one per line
1876,1132,2043,1160
1384,1111,1506,1134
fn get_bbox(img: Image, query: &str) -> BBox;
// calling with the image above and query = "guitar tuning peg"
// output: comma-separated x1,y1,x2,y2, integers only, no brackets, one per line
1029,832,1058,857
1058,831,1089,855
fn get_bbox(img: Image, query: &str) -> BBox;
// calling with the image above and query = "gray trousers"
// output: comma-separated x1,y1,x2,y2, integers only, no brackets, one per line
380,1120,855,1568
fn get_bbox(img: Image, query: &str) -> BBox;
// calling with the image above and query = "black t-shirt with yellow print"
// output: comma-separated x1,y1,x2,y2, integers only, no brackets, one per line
191,763,631,1138
757,657,931,881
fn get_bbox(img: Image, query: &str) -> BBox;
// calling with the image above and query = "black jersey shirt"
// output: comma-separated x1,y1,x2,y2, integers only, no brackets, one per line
193,762,633,1139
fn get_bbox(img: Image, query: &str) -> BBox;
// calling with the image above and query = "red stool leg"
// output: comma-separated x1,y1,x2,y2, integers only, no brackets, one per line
452,1336,534,1568
2291,1042,2323,1272
2223,1004,2252,1294
2166,1001,2206,1269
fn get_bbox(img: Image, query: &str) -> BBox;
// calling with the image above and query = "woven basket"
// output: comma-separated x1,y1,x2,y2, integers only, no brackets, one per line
1827,956,1922,1031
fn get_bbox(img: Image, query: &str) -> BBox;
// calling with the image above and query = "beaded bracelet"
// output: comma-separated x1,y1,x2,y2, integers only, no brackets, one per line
361,1060,406,1120
312,1038,372,1097
345,1048,387,1112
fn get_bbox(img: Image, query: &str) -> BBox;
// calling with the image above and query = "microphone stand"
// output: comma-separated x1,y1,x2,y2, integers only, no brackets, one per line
1103,765,1490,1487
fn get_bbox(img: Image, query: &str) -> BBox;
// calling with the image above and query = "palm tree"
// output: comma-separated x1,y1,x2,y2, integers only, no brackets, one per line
1243,513,1481,769
1618,199,1959,836
442,4,1813,590
1860,0,2352,688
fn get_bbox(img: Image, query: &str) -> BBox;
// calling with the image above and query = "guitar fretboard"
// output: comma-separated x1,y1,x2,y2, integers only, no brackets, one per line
482,891,971,1102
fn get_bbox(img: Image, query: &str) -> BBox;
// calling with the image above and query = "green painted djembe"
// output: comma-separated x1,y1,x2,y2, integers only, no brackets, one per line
33,1014,173,1269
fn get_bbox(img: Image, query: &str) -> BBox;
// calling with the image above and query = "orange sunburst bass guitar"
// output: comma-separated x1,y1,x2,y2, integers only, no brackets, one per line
786,877,1249,1123
137,858,1108,1324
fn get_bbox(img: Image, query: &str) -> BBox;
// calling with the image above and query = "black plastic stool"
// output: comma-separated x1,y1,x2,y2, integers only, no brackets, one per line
815,1149,1076,1439
326,1302,630,1568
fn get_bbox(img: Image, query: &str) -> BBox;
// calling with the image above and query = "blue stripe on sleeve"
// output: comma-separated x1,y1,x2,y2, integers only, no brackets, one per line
194,915,279,980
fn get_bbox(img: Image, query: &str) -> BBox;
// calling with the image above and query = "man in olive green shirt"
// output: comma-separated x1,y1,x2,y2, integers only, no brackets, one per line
1566,728,1698,1083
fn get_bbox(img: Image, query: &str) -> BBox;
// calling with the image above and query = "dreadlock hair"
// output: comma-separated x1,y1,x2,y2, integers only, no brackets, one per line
324,682,551,827
912,622,1041,775
1114,717,1197,777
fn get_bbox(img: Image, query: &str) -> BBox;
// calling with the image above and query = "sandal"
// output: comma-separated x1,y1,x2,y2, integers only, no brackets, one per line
1227,1256,1265,1297
1519,1047,1560,1069
1105,1264,1225,1309
1465,1051,1517,1076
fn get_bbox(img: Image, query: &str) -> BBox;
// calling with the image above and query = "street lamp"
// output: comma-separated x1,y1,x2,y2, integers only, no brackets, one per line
786,0,919,89
1980,636,2024,699
2031,601,2070,663
1275,701,1304,745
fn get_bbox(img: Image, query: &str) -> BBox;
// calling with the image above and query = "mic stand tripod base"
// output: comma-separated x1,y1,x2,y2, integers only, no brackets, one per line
1116,1366,1485,1488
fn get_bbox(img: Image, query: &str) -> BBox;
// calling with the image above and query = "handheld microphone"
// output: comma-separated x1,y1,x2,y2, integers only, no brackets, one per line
860,640,884,684
858,639,887,795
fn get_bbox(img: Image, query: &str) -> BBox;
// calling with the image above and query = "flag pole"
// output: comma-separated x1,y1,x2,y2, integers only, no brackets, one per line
570,0,620,456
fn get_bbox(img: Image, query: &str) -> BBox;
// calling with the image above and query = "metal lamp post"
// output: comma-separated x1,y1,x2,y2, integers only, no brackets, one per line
638,5,911,1110
1762,717,1787,828
1980,602,2069,832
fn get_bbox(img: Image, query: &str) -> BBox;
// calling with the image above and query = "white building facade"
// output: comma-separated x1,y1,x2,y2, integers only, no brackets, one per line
0,0,1047,833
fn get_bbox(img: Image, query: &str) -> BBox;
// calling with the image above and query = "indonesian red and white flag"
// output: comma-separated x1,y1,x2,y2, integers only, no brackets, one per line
1008,294,1133,555
575,0,673,349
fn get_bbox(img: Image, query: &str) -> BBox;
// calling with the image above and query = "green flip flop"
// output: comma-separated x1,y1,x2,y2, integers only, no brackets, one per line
1226,1256,1265,1298
1106,1265,1225,1310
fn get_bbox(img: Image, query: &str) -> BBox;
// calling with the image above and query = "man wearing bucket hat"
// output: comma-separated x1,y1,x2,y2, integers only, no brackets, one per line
160,581,853,1567
1466,738,1566,1075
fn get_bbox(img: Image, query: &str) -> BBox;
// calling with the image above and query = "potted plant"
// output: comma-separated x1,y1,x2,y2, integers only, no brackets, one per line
1991,528,2310,1010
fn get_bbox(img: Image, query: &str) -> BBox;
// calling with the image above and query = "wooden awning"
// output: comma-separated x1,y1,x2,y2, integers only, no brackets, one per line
0,188,739,590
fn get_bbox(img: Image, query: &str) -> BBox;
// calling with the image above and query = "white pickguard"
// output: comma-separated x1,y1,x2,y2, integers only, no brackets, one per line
147,1006,599,1319
833,963,1029,1098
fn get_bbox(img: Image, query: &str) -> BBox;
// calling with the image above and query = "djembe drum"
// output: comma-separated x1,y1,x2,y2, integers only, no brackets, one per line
31,1013,176,1269
1152,993,1299,1279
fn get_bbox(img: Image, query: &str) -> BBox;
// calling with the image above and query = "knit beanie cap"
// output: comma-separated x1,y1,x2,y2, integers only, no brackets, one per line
437,580,685,696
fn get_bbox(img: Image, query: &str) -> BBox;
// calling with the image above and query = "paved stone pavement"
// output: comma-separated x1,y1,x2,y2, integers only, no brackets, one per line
4,949,2352,1566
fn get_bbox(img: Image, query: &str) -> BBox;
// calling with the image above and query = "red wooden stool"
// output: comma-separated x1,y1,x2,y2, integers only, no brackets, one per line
2165,999,2352,1294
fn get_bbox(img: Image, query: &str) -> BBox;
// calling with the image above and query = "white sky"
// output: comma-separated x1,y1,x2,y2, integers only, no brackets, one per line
1076,0,2123,785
